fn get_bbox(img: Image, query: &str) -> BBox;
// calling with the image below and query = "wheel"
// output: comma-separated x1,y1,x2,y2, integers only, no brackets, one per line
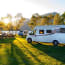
53,40,59,46
27,38,32,43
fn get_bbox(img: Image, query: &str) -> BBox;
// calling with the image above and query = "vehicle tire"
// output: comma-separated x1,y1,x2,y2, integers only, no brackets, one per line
27,38,32,43
53,40,59,46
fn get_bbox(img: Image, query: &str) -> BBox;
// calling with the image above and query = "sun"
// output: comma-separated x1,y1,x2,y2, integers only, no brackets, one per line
3,19,9,24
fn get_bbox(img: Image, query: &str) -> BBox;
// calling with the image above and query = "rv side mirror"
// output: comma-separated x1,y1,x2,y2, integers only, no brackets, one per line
29,31,34,35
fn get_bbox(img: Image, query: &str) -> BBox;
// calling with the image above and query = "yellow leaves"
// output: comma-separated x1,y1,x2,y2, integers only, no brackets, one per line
0,21,5,27
40,18,46,25
29,13,64,26
29,14,41,29
40,17,49,25
13,26,17,30
53,14,60,25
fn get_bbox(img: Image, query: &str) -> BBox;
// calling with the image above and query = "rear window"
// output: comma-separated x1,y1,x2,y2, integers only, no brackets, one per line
55,28,65,33
39,30,44,34
60,28,65,33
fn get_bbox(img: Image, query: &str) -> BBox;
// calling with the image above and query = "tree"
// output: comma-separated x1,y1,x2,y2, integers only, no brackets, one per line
61,12,65,24
53,14,61,25
15,13,25,30
28,13,41,29
19,17,25,25
7,22,13,32
0,21,6,39
7,14,14,32
40,16,49,25
61,12,65,19
48,14,54,19
7,14,12,23
0,21,5,30
47,14,54,25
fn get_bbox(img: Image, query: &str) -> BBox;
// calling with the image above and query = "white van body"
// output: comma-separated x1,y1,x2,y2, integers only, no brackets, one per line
26,25,65,44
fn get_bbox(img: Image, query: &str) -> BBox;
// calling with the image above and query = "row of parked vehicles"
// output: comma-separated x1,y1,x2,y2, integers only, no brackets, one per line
18,30,28,36
2,25,65,46
0,32,15,38
26,25,65,46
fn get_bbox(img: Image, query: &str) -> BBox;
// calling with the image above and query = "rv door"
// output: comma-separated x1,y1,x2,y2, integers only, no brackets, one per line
35,29,46,42
29,30,37,41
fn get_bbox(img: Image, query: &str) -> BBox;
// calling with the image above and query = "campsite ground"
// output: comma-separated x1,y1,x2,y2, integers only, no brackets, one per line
0,37,65,65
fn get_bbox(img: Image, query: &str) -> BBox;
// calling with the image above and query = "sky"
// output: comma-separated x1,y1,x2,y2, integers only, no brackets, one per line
0,0,65,18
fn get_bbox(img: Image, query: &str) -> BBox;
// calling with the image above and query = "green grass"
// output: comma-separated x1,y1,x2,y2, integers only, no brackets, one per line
0,37,65,65
0,38,17,65
0,38,15,43
14,45,36,65
31,43,65,64
15,38,65,65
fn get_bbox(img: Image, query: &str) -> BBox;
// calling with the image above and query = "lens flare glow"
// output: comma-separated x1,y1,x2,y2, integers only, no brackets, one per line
3,19,9,24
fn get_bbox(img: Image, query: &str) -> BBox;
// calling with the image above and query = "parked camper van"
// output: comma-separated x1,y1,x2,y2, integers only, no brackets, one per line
18,30,28,36
26,25,65,46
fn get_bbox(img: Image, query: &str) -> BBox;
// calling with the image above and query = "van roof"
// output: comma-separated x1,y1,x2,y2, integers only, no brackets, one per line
34,25,65,30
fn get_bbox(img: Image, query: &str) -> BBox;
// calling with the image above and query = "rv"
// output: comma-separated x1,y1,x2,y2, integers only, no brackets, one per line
26,25,65,46
18,30,28,36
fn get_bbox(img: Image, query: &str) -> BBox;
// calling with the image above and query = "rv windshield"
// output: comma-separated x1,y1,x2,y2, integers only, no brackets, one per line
29,30,36,35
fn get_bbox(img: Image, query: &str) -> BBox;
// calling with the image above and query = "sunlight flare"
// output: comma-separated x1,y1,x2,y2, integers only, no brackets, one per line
3,19,9,24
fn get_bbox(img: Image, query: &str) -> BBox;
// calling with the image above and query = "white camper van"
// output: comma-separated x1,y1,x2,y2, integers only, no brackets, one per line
26,25,65,46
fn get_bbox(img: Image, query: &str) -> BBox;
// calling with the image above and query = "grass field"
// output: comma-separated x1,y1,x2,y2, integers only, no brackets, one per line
0,37,65,65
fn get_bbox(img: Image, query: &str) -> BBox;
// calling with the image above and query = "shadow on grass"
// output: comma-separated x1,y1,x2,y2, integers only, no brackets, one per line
0,38,17,65
0,38,15,43
9,44,35,65
0,38,36,65
16,39,45,65
6,44,19,65
31,43,65,64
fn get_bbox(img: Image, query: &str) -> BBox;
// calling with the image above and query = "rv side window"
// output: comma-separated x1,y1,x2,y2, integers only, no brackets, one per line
55,28,65,33
60,28,65,33
39,30,44,34
46,30,52,33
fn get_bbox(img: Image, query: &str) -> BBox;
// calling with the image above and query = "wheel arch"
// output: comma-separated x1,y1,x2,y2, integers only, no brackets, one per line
52,40,59,44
